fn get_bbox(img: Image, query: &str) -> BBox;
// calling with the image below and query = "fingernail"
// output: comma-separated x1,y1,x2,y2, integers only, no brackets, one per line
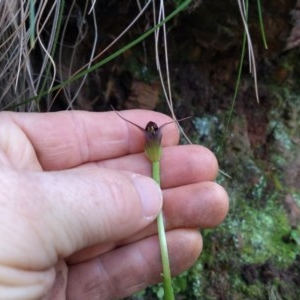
133,175,162,220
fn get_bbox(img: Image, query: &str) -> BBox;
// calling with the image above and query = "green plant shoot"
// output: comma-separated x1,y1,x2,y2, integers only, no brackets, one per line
113,109,174,300
144,121,175,300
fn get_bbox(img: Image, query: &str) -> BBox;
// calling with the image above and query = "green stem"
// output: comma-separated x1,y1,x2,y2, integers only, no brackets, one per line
219,0,248,154
30,0,35,49
257,0,268,49
152,160,174,300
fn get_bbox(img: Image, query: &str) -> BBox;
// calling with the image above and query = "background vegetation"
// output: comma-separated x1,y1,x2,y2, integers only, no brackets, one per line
1,0,299,299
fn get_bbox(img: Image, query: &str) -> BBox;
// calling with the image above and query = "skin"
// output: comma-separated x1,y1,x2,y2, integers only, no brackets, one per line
0,110,229,300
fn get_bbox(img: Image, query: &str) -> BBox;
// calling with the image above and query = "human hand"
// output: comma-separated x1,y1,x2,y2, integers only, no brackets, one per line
0,110,228,300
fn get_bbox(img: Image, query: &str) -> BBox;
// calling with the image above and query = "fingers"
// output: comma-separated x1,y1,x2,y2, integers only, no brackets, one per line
163,182,229,228
118,181,229,246
97,144,219,189
0,167,162,270
67,180,228,263
6,110,179,170
66,229,202,300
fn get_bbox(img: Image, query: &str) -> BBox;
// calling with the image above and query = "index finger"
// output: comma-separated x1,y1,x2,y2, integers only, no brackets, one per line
10,110,180,170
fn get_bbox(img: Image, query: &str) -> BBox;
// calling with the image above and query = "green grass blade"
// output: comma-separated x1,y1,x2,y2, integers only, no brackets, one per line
30,0,35,49
257,0,268,49
35,0,65,107
219,0,248,154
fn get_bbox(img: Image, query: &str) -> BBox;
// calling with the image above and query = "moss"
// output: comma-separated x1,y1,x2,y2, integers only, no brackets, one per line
173,92,300,299
238,197,298,267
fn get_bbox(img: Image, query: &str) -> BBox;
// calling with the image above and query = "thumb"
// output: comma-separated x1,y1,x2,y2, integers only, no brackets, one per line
1,167,162,270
